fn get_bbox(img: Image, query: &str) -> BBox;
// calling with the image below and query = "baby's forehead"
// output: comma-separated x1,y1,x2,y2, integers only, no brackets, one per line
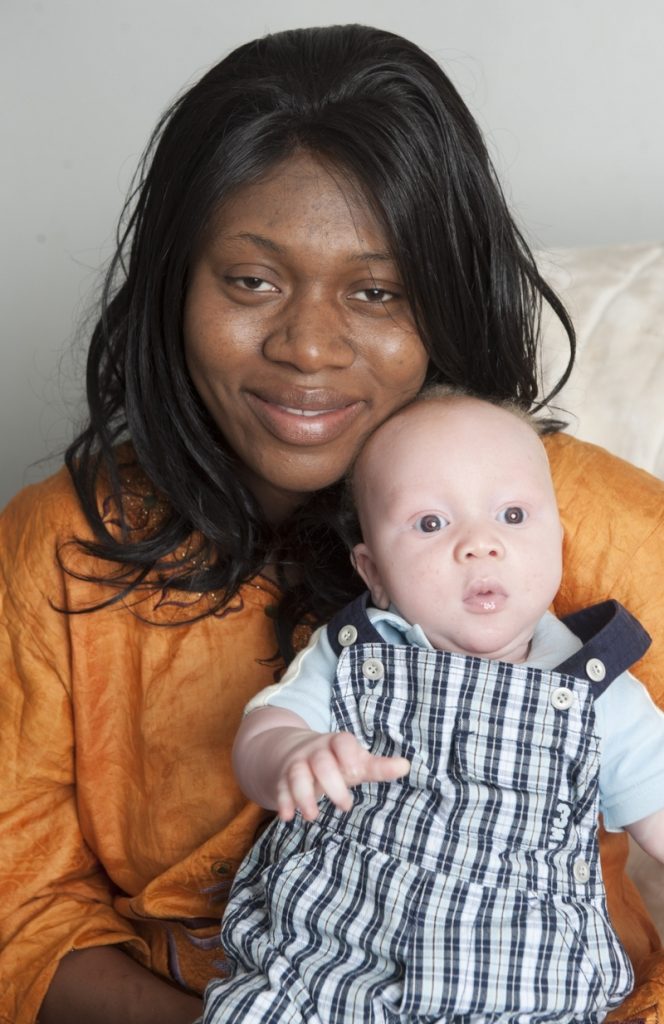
360,398,537,463
353,397,549,505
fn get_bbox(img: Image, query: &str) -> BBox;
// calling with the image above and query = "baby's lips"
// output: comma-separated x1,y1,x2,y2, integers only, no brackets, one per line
462,577,507,601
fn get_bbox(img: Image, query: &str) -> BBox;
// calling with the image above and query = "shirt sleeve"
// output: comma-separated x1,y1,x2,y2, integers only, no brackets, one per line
244,625,336,733
243,606,424,732
0,478,142,1024
597,671,664,831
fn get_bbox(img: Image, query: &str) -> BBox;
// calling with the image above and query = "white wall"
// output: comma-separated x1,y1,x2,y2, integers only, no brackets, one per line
2,0,663,507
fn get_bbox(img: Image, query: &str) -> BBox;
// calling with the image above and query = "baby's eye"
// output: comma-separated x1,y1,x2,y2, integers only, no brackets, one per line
499,506,527,525
415,513,447,533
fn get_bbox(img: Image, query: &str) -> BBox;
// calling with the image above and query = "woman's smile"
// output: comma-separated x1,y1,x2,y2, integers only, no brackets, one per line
245,388,365,446
184,150,429,521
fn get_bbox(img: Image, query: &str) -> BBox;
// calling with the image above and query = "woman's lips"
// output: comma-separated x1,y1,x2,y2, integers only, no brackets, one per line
463,579,508,613
246,389,365,446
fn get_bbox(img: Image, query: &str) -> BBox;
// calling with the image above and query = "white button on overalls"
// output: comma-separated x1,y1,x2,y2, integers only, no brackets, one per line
551,686,575,710
338,625,358,647
573,858,590,883
362,658,385,681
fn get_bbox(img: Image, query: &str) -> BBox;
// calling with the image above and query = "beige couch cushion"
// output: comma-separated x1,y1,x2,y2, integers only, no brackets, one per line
540,242,664,480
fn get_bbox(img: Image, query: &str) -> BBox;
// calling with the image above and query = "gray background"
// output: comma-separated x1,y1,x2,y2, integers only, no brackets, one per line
2,0,663,507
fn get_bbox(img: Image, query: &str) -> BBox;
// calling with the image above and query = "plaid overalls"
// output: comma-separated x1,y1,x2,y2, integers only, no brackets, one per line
206,598,650,1024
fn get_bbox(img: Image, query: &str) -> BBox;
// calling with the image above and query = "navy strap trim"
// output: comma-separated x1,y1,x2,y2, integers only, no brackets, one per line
556,600,651,696
327,596,650,698
327,592,385,656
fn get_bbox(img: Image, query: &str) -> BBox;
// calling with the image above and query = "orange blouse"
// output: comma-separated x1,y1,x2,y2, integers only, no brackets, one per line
0,433,663,1023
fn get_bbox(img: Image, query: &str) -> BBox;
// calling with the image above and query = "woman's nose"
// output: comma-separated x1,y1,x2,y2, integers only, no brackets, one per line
454,530,505,562
262,293,355,373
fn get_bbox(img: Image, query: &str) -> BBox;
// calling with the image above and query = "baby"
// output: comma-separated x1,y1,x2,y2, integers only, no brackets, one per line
203,391,664,1023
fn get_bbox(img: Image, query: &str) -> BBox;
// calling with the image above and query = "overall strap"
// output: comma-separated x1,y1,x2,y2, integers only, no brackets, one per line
326,592,385,656
556,599,651,697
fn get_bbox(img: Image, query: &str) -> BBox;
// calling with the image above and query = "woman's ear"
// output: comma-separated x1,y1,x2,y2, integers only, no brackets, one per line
351,544,390,609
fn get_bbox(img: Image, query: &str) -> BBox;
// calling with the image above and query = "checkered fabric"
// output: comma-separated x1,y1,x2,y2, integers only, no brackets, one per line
204,609,634,1023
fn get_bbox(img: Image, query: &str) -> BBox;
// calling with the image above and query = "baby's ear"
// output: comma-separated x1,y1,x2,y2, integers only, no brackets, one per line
351,544,390,609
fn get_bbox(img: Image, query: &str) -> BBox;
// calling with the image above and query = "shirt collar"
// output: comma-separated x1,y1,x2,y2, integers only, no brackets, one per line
378,604,434,650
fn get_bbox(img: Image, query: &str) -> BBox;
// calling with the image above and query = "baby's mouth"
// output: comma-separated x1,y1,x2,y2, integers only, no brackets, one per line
463,579,507,613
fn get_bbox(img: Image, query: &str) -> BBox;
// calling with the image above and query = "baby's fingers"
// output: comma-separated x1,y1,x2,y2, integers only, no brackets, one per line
362,754,411,783
309,748,354,814
279,761,320,821
329,732,410,786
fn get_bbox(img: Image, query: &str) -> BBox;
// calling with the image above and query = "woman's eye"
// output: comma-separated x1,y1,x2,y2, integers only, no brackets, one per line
415,513,447,533
499,506,527,525
228,276,277,292
351,287,398,303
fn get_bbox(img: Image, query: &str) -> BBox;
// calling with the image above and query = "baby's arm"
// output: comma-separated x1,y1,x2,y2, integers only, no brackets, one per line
626,809,664,863
232,706,410,821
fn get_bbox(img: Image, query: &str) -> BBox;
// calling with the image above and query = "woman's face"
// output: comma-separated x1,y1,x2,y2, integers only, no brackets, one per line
184,151,428,522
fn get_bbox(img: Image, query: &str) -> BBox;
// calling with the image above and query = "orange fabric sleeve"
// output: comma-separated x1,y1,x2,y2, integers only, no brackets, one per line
0,476,147,1023
546,433,664,1023
0,463,282,1023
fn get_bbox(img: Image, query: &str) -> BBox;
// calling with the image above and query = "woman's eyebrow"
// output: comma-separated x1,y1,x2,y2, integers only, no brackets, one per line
345,250,394,265
224,231,284,254
223,232,394,266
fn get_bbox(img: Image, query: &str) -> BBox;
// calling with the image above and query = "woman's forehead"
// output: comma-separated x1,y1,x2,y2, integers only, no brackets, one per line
203,151,391,255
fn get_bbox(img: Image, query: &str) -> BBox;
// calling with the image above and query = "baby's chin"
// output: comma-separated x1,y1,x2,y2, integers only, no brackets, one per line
436,628,534,665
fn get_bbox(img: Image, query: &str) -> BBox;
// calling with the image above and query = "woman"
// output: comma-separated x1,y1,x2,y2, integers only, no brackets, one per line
1,24,662,1024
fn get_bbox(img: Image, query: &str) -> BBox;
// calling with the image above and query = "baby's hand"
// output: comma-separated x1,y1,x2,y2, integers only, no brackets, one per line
275,730,410,822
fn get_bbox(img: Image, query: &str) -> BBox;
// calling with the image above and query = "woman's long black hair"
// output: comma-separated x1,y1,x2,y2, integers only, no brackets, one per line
65,24,576,658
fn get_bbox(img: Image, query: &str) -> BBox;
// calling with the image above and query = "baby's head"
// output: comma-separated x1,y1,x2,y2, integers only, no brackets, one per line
350,389,563,663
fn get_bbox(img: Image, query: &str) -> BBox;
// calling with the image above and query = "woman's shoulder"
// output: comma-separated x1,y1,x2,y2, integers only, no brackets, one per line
545,431,664,552
1,463,86,549
0,465,88,647
544,431,664,504
544,431,664,572
2,442,152,528
0,446,165,575
545,432,664,704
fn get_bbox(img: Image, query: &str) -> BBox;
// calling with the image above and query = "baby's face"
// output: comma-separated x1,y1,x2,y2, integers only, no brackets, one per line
352,397,563,663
